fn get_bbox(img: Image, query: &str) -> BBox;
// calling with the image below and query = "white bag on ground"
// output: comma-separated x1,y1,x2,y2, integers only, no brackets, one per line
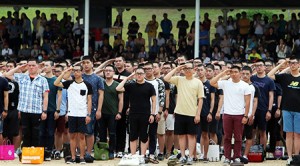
207,144,220,162
118,154,140,166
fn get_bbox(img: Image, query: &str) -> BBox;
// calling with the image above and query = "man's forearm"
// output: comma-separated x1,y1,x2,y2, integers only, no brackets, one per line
164,68,177,82
97,91,104,113
54,73,65,86
4,92,8,110
196,98,203,116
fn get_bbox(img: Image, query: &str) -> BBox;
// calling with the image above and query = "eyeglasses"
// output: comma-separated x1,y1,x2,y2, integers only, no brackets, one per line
183,67,193,71
255,64,264,67
136,72,145,75
73,69,82,72
289,61,298,65
54,70,62,73
265,64,272,67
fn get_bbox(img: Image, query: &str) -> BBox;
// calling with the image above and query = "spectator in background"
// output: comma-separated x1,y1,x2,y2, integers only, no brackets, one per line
238,12,251,48
72,17,83,45
134,32,145,54
1,43,13,60
276,38,287,59
160,13,173,40
8,19,21,55
157,32,166,47
146,15,159,51
113,34,125,50
21,13,32,47
278,14,287,39
31,10,40,44
202,13,212,32
127,15,140,40
177,14,189,40
200,24,209,47
18,43,31,60
72,45,83,61
215,16,225,37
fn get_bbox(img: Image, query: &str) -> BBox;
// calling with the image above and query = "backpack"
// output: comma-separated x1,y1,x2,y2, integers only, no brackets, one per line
94,142,109,160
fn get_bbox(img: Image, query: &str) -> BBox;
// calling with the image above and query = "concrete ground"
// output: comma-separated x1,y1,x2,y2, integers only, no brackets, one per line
0,159,287,166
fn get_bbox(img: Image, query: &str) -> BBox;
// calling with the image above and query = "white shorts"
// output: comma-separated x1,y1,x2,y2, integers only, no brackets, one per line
157,114,165,135
166,114,175,131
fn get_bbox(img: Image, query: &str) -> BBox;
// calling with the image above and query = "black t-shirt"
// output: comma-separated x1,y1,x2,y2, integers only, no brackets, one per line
201,80,216,117
273,83,282,110
115,69,131,111
7,78,19,110
162,80,177,114
124,82,156,115
275,73,300,112
213,89,223,113
0,77,9,113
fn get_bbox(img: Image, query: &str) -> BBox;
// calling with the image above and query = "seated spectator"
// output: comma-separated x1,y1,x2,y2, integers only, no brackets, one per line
157,32,166,47
219,51,229,62
18,43,31,60
123,45,134,61
98,46,113,61
167,33,177,46
276,38,287,58
113,34,125,50
115,44,125,57
246,34,258,51
134,32,145,53
125,36,135,49
212,46,221,60
178,40,188,55
168,44,178,61
41,38,51,53
231,50,241,63
201,52,211,64
43,25,53,41
55,43,65,58
100,38,113,53
30,43,41,58
137,45,148,62
149,39,159,55
40,49,49,60
247,47,262,62
1,43,13,60
72,45,83,60
211,33,221,49
157,46,168,62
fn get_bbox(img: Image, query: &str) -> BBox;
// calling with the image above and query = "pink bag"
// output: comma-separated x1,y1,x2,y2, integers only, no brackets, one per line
0,140,15,160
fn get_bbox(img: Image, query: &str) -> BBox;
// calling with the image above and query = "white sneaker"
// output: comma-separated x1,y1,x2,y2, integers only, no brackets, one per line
14,153,18,158
287,157,293,165
117,152,123,158
223,158,230,166
199,153,204,160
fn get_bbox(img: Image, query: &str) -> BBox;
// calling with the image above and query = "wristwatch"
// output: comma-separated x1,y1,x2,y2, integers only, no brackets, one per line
158,112,162,115
56,110,60,113
3,110,8,113
87,113,91,117
243,115,248,119
117,112,122,116
267,110,272,113
42,110,47,114
151,114,155,117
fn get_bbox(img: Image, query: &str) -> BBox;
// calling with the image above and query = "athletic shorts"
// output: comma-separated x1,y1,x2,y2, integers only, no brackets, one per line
174,114,198,135
157,114,165,135
253,109,267,131
128,114,150,143
243,124,254,140
166,114,175,131
68,116,87,134
3,109,20,137
55,115,66,133
200,115,218,133
283,110,300,134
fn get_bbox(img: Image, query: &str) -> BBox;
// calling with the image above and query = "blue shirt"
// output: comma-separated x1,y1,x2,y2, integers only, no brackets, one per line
161,19,172,34
251,75,276,111
200,30,210,46
14,73,49,114
82,73,105,112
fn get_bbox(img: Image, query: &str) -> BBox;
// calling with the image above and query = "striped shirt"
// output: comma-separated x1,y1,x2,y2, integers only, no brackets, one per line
14,73,49,114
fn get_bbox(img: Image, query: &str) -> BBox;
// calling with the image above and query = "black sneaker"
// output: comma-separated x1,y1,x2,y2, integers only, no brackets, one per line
240,156,249,164
54,151,61,160
157,153,164,161
80,158,86,164
203,158,209,163
66,158,76,164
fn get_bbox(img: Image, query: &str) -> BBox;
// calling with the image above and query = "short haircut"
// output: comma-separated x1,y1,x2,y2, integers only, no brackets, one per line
27,58,39,63
81,56,94,63
289,56,300,61
55,64,64,71
231,65,241,71
115,55,125,61
144,62,153,67
265,59,274,65
6,60,16,67
105,64,116,72
256,59,265,64
44,60,54,66
135,67,145,72
205,63,215,70
214,64,222,70
163,62,172,67
242,65,253,73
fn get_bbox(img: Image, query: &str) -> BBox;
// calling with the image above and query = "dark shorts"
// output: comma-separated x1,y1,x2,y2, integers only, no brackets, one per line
128,114,149,143
68,116,87,134
200,115,218,133
174,114,198,135
55,115,66,133
3,109,19,138
86,111,96,135
243,124,254,140
253,109,267,131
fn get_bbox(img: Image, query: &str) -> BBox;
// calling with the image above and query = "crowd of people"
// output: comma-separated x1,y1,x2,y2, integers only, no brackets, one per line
0,9,299,166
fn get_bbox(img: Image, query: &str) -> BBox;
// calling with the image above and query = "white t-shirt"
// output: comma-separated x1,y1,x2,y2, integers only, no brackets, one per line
248,84,256,116
218,79,251,115
63,80,93,117
145,78,160,114
254,20,265,35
